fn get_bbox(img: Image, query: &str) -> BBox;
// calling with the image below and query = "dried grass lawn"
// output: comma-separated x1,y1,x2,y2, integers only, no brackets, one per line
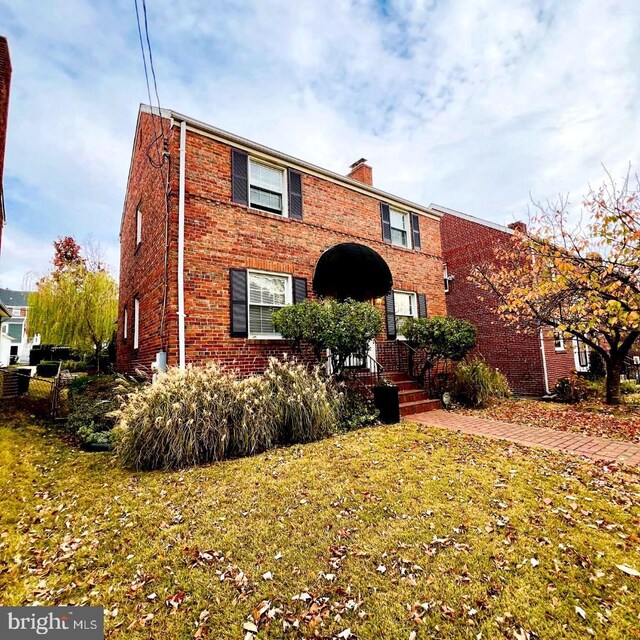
1,409,639,639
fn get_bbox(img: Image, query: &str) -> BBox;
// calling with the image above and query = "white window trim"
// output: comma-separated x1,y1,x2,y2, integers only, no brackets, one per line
123,306,128,340
443,265,450,293
394,290,417,340
553,330,565,351
133,297,140,350
136,207,142,245
573,337,589,372
247,269,292,340
248,157,288,216
389,208,412,249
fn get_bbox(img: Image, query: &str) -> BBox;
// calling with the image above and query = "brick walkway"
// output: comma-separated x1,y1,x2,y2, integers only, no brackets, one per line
410,409,640,466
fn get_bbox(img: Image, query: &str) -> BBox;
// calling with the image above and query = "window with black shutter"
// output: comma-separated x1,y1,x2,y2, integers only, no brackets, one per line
417,293,427,318
288,170,303,220
411,213,421,250
293,277,307,303
230,269,248,337
384,292,396,340
231,149,248,205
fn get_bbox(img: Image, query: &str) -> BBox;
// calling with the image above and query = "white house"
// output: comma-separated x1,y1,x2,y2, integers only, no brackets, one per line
0,289,36,365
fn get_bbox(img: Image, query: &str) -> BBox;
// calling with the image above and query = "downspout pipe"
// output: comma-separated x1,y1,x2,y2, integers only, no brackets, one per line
177,120,186,369
539,327,550,395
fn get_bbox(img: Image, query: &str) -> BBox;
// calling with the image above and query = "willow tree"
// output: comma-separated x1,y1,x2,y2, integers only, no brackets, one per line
473,169,640,405
28,240,118,369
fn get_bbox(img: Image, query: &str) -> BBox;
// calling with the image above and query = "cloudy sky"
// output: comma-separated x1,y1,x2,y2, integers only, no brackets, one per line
1,0,639,290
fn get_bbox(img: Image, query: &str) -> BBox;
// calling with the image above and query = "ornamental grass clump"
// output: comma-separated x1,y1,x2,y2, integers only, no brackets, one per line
453,357,511,408
115,364,236,470
263,357,342,443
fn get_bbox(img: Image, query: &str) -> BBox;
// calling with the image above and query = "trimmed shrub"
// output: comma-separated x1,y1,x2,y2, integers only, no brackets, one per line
338,389,379,431
36,361,60,377
452,358,510,407
115,364,237,470
554,374,590,403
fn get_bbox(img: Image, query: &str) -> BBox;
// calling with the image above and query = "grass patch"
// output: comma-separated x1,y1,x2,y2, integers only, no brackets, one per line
0,409,639,639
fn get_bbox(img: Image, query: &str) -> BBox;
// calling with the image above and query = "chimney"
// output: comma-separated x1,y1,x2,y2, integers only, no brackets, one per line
508,221,527,234
347,158,372,186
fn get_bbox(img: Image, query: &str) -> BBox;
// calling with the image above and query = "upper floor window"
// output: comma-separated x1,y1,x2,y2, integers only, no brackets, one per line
248,271,292,338
394,290,417,339
136,207,142,245
249,159,286,214
390,209,411,248
553,330,564,351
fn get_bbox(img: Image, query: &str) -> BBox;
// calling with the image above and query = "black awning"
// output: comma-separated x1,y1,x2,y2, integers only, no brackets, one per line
313,243,393,301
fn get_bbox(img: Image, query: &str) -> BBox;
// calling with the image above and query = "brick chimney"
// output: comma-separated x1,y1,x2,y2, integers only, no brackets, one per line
508,221,527,234
347,158,372,186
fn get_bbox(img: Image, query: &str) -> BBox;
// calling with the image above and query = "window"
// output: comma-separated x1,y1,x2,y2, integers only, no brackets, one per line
443,265,450,293
3,322,23,342
249,159,286,214
123,305,128,340
394,291,417,339
136,207,142,245
248,271,291,337
553,330,564,351
133,297,140,349
389,209,411,248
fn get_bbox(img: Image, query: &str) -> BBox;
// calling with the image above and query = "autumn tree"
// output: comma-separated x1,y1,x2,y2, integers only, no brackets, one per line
473,169,640,405
28,238,118,370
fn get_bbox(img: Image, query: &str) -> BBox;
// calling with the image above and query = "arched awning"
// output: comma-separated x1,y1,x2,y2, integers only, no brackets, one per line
312,243,393,301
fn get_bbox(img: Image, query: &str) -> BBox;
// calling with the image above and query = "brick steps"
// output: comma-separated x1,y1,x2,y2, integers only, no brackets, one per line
384,371,441,417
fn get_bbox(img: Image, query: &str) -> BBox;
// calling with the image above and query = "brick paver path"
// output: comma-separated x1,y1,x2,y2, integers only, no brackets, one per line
410,409,640,466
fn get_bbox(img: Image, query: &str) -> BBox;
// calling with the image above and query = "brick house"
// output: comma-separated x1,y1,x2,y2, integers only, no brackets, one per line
438,204,588,395
117,105,446,413
0,36,11,258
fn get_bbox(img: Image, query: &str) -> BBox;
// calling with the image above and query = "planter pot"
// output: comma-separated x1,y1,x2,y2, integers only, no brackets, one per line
373,385,400,424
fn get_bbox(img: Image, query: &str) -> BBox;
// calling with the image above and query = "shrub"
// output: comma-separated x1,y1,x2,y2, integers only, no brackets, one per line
263,357,342,443
338,389,379,431
115,364,237,470
36,361,60,377
61,359,88,373
554,374,590,403
67,375,129,449
585,349,606,381
621,379,638,395
114,358,344,471
401,316,477,361
452,358,510,407
273,299,383,375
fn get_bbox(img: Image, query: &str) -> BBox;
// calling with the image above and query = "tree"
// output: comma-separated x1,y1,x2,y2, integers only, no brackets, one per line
28,238,118,371
273,298,383,377
472,169,640,405
52,236,85,273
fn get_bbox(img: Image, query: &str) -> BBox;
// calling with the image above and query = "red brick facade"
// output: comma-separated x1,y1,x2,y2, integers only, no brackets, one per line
118,107,446,375
439,208,578,395
0,36,12,257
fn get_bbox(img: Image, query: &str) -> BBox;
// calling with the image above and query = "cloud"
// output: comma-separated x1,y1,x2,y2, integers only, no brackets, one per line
0,0,638,288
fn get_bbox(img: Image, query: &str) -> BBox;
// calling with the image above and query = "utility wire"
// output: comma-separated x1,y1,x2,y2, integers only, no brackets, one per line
142,0,166,137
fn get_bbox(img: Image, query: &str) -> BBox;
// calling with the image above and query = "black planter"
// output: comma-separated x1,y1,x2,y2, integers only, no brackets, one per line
373,385,400,424
16,368,31,395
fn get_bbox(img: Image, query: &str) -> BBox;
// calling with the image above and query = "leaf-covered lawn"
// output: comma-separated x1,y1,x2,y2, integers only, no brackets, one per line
458,397,640,444
1,410,639,639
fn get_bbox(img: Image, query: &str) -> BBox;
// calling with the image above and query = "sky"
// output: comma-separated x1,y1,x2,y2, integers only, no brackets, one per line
1,0,639,290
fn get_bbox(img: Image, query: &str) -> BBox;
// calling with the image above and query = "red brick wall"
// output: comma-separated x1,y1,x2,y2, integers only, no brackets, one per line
0,36,12,256
118,113,446,375
117,111,178,374
440,213,576,395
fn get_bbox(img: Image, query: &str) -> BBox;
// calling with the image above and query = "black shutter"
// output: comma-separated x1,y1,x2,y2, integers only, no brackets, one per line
417,293,427,318
293,277,307,304
231,149,248,205
385,292,396,340
381,203,391,243
411,213,421,250
230,269,248,337
288,170,303,220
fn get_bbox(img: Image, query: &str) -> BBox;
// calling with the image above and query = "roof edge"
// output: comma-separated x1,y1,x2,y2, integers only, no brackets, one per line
430,203,515,235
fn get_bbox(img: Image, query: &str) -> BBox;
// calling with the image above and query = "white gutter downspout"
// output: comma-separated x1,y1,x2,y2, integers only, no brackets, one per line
177,120,186,369
539,328,550,395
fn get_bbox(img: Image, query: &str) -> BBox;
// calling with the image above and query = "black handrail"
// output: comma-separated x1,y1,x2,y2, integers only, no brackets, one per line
342,353,384,395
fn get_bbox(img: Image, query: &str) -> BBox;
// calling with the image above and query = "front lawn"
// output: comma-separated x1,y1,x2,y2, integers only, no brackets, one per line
458,397,640,444
1,410,639,639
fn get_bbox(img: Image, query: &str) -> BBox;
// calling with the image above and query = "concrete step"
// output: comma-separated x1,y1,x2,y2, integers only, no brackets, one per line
400,399,442,416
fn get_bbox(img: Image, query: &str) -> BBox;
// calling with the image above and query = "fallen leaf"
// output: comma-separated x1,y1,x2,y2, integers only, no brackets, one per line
615,563,640,577
575,605,586,620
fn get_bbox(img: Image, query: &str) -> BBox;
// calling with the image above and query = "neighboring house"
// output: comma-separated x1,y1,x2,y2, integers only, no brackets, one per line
0,36,11,257
0,288,36,365
118,105,446,412
437,205,587,396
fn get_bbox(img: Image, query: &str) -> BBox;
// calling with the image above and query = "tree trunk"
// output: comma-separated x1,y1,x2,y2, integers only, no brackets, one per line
605,355,624,405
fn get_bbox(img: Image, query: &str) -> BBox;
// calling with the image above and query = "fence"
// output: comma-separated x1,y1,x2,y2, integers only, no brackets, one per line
0,366,72,418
